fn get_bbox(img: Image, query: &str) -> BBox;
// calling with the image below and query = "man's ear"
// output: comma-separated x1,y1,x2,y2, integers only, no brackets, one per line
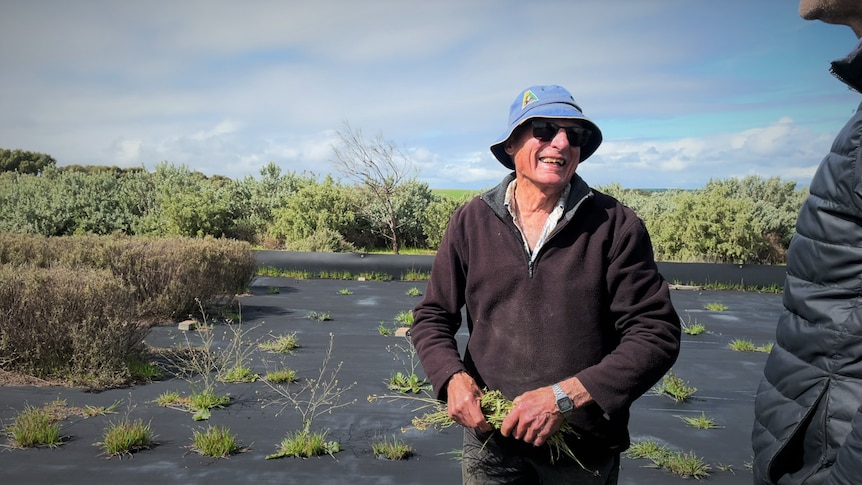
504,144,514,155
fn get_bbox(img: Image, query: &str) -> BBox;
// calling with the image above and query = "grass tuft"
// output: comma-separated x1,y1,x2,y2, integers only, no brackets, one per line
97,418,154,457
371,435,413,460
5,405,63,448
259,333,300,353
155,390,183,407
652,371,697,403
264,368,298,384
394,310,413,327
189,389,230,412
267,428,340,459
219,365,258,383
306,311,332,322
190,425,244,457
626,439,711,479
676,412,722,429
681,320,706,336
377,321,393,336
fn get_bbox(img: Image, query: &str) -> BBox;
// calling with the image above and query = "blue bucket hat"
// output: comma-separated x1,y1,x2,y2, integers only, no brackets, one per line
490,85,603,170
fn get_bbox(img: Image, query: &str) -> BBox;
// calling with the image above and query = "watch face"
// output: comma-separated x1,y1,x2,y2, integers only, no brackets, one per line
558,397,574,413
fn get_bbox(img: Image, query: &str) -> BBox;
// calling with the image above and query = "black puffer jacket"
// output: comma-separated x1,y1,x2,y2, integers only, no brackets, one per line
751,42,862,485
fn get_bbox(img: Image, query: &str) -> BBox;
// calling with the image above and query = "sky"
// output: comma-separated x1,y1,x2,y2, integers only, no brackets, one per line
1,0,860,190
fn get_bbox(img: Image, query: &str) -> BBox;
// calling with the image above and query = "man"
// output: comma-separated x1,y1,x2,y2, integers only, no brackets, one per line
411,85,681,484
751,2,862,484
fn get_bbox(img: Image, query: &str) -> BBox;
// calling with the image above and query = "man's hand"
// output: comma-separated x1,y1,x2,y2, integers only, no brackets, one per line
500,386,564,447
446,372,493,432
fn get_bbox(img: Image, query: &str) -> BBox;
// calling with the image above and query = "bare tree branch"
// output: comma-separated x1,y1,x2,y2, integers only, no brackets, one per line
332,122,416,254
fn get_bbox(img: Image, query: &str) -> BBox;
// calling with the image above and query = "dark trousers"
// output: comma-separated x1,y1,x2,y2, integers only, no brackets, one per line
461,428,620,484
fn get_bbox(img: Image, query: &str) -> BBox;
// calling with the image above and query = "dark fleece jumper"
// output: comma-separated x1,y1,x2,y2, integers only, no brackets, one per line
411,172,681,453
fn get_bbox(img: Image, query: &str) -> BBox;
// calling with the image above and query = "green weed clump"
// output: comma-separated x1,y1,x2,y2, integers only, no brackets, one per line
256,267,310,279
189,390,230,412
703,302,728,311
358,272,393,282
757,342,774,353
264,369,298,384
259,333,300,353
219,365,258,383
318,270,353,280
126,355,163,381
385,337,430,394
156,390,183,407
402,270,429,282
190,425,244,457
728,339,757,352
371,435,413,460
394,310,414,327
97,418,154,457
388,371,431,394
677,412,722,429
681,318,706,336
626,439,711,479
306,311,332,322
728,339,774,353
377,322,393,336
267,428,340,459
5,405,63,448
653,371,697,403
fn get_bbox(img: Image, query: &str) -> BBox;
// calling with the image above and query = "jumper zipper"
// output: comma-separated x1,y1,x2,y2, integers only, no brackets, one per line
523,190,593,278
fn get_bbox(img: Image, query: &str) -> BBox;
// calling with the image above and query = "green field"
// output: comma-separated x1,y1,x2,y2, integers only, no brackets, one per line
432,188,484,199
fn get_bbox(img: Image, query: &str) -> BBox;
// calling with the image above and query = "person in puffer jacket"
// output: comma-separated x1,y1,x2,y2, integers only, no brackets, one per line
751,2,862,484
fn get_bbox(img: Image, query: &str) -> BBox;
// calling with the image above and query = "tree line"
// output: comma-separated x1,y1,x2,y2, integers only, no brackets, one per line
0,144,807,264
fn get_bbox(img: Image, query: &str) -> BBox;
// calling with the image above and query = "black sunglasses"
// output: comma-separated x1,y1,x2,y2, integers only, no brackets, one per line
531,121,591,147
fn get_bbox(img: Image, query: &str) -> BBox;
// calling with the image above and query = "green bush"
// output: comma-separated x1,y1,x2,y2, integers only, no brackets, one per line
268,174,357,248
0,154,807,262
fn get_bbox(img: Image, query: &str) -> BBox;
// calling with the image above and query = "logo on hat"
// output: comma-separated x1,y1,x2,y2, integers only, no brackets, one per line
521,90,539,109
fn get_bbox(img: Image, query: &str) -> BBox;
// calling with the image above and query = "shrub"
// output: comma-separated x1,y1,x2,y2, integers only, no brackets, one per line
0,265,146,387
0,234,256,320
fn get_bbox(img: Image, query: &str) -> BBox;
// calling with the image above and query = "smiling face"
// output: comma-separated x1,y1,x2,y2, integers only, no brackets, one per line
505,118,582,195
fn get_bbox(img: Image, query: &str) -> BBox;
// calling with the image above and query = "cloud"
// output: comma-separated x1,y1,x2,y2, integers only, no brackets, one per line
0,1,853,191
578,117,829,189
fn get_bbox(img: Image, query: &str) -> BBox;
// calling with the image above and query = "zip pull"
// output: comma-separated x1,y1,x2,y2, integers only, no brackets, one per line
528,259,534,278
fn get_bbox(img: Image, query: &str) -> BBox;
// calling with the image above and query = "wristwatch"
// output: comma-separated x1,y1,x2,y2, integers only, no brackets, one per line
552,383,574,418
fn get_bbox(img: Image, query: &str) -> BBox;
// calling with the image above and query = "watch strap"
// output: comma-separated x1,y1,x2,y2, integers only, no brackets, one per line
552,383,574,416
